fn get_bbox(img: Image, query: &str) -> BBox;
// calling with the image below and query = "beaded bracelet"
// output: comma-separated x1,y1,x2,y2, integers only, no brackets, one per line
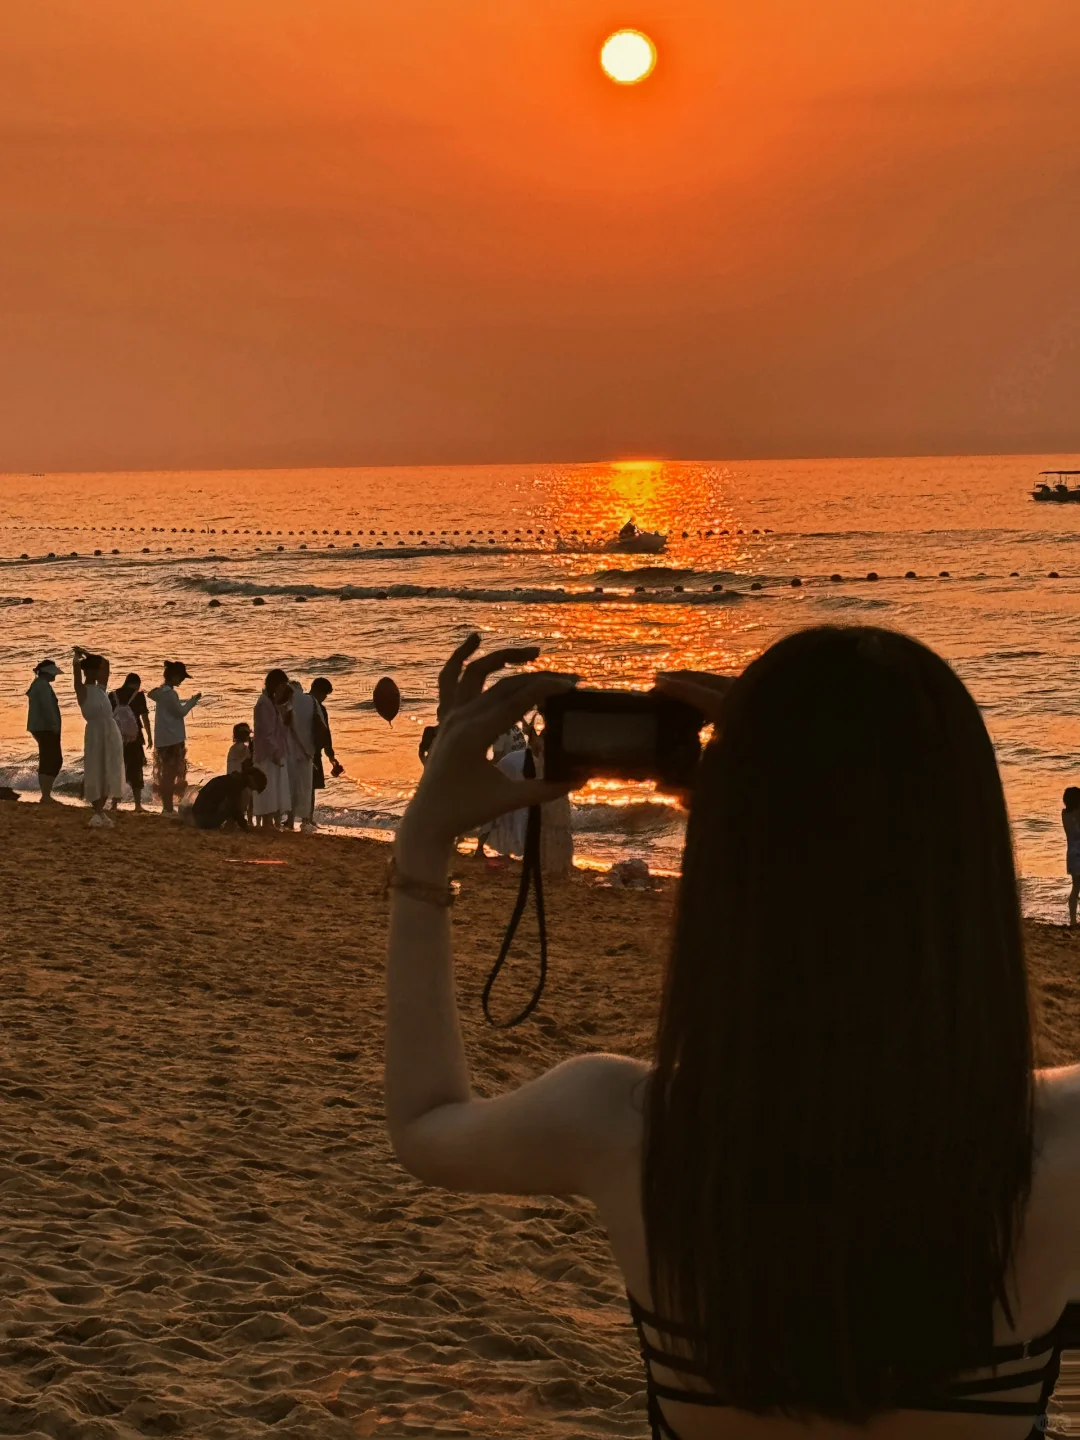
386,857,457,908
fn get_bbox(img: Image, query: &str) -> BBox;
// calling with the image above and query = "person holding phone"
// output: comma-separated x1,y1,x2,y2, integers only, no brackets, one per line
385,627,1080,1439
149,661,201,814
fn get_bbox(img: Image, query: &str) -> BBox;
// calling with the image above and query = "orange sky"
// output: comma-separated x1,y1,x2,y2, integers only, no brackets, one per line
2,0,1079,470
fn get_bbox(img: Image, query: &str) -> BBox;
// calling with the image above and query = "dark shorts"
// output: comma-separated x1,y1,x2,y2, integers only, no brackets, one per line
32,730,62,777
123,739,146,788
153,742,188,797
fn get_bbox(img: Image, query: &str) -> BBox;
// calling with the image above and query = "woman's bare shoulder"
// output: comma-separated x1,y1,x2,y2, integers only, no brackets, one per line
1036,1064,1080,1159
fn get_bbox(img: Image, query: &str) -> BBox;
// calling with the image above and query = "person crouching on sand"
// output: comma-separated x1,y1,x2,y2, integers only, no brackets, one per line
26,658,62,802
72,648,123,827
149,660,201,815
386,626,1080,1440
1063,786,1080,927
191,763,266,831
253,669,291,829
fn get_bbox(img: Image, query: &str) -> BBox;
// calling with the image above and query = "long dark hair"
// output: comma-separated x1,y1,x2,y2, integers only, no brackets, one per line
114,672,141,707
643,626,1033,1420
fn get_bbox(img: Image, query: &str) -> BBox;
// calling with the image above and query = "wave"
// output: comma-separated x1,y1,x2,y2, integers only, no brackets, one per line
812,594,894,610
177,576,746,606
294,654,357,673
590,566,700,583
570,800,682,835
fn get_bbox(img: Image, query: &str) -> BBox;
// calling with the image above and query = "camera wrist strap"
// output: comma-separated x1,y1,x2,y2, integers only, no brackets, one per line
481,751,548,1028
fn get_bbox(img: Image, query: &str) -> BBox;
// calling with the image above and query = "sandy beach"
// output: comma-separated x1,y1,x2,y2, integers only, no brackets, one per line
2,801,1079,1440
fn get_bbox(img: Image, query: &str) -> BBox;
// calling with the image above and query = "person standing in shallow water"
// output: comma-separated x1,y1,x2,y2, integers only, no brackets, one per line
26,658,62,802
149,661,201,815
109,672,152,813
72,648,123,827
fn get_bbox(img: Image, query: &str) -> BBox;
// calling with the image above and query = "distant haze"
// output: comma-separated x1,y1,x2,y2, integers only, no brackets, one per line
2,0,1079,471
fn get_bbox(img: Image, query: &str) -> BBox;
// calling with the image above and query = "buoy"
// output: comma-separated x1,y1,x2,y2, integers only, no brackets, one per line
635,585,645,593
1010,571,1019,577
20,553,27,559
752,528,760,534
1049,571,1060,579
47,551,55,559
751,581,763,591
712,583,723,592
905,571,917,579
142,547,150,553
376,589,388,600
94,549,102,556
112,549,119,555
674,584,685,593
296,595,307,603
165,600,176,607
208,598,221,608
682,531,689,538
277,545,284,551
791,577,802,587
866,572,878,582
300,544,308,550
22,597,33,605
830,573,842,583
940,571,950,578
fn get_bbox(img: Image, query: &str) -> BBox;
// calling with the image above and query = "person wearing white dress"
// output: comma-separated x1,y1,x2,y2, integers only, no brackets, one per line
72,648,123,828
285,680,316,832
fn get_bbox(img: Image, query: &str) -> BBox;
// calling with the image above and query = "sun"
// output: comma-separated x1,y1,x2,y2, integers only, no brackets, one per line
600,30,657,86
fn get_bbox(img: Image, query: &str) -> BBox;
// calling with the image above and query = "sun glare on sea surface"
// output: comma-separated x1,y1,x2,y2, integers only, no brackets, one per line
601,30,657,85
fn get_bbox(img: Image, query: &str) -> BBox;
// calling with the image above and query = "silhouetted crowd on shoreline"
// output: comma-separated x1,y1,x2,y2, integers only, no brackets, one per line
25,652,342,832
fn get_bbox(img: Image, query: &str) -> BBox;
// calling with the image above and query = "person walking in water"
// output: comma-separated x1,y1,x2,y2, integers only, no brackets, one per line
253,669,291,829
1064,787,1080,928
26,658,62,802
73,648,123,827
149,661,201,815
109,672,152,813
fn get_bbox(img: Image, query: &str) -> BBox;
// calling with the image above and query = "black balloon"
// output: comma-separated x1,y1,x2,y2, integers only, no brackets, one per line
373,676,401,724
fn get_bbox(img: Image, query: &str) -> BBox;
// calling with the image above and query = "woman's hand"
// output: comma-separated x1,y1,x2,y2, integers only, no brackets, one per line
400,643,576,867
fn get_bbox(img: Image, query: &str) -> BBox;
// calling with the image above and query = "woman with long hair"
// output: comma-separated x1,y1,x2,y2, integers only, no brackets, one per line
385,627,1080,1439
252,668,291,829
72,647,123,828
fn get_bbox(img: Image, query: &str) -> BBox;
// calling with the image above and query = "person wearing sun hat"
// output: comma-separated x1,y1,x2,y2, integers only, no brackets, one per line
148,660,202,814
26,658,63,802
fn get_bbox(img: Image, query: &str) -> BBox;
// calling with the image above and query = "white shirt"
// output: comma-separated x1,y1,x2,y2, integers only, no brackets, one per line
149,684,198,747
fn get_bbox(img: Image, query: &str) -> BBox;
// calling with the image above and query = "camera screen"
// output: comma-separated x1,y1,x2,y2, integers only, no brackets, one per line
562,708,657,763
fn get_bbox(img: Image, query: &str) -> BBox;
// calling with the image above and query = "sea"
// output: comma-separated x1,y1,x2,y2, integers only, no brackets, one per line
3,454,1080,921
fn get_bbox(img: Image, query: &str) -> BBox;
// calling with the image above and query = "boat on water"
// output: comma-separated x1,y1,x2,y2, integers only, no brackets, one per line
604,527,668,555
1032,470,1080,503
555,522,669,554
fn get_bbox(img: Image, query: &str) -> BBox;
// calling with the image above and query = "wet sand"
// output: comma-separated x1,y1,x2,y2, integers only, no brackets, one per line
1,801,1078,1439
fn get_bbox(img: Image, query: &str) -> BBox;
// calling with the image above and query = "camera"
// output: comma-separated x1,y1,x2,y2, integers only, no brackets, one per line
539,688,704,790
